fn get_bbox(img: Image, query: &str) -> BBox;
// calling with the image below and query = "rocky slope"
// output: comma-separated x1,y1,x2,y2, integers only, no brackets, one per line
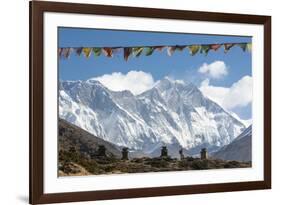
212,125,252,162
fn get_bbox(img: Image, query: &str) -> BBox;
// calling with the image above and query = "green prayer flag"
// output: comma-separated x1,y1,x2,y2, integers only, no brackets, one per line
200,45,211,55
187,45,200,56
92,48,102,56
145,47,155,56
133,47,144,57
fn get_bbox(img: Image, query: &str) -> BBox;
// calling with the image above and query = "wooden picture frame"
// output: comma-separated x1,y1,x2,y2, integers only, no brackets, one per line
30,1,271,204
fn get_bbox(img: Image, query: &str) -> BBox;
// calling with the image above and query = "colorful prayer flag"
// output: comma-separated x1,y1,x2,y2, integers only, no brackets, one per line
210,44,221,51
82,47,92,58
102,47,113,57
224,43,235,53
133,47,144,57
124,47,133,61
187,45,200,56
246,43,252,52
200,45,211,55
145,47,155,56
154,46,165,52
237,43,247,52
74,47,83,56
58,48,63,58
167,46,176,56
61,48,73,59
92,48,102,56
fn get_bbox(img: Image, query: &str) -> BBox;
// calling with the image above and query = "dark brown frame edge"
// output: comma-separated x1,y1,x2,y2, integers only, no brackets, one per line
29,1,271,204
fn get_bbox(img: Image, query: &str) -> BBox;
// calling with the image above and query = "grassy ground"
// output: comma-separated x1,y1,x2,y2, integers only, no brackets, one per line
58,148,251,176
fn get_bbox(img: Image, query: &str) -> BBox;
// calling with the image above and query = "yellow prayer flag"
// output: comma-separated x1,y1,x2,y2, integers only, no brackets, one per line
82,47,92,58
246,43,252,52
188,45,200,56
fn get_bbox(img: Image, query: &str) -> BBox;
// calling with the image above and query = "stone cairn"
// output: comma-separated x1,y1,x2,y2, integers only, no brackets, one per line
122,147,129,160
160,146,168,158
97,145,107,157
200,148,208,160
179,148,184,160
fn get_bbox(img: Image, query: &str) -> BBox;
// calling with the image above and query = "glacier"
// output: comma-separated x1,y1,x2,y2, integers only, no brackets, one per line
59,77,246,156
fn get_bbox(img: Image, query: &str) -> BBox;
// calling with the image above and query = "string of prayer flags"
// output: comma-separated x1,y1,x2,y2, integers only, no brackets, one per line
58,42,252,60
82,47,92,58
187,45,200,56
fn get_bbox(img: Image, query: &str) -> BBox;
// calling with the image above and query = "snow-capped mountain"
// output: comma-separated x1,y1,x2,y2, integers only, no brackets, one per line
212,125,252,162
59,77,245,155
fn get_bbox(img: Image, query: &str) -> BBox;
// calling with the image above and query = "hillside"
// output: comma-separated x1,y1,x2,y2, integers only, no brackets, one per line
58,118,122,176
58,119,250,176
212,125,252,162
59,118,122,157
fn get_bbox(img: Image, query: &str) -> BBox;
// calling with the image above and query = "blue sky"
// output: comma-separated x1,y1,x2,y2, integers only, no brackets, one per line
58,27,252,121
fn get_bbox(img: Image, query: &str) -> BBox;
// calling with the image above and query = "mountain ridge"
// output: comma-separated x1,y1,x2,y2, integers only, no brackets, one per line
59,76,246,156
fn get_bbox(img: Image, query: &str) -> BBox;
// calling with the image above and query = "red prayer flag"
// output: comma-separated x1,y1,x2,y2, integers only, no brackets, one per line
102,48,113,57
210,44,221,51
124,47,132,61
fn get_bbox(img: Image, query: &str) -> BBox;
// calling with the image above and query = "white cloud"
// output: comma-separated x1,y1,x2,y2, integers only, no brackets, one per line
198,61,228,79
199,75,253,110
92,70,157,95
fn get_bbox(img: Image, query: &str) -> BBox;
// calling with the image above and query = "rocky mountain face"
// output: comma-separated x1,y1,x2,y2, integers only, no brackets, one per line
212,125,252,162
59,77,245,156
